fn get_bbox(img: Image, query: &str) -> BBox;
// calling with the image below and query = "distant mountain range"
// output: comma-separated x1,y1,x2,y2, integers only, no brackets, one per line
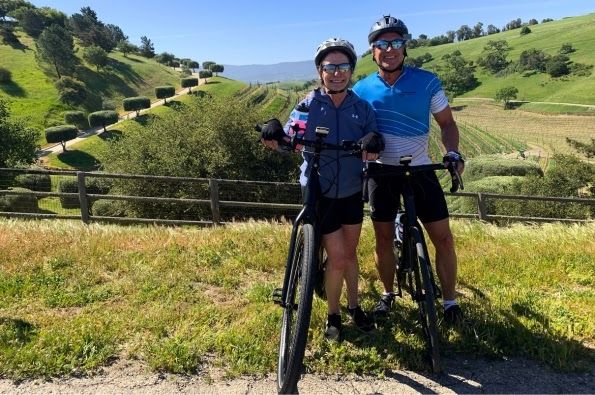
222,60,318,83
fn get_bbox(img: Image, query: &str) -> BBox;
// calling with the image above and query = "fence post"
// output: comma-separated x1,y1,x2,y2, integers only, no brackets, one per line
477,192,488,221
77,172,90,224
209,178,220,225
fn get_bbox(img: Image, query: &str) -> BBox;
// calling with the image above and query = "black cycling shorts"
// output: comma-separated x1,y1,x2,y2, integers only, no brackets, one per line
318,192,364,235
367,163,448,223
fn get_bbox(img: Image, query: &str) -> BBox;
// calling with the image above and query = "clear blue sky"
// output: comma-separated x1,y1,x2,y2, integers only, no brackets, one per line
29,0,595,65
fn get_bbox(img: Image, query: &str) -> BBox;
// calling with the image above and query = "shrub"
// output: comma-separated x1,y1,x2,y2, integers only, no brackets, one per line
88,110,118,132
559,43,575,55
14,173,51,192
57,177,109,209
458,176,524,214
0,187,38,213
91,199,126,217
546,55,570,77
198,70,212,84
123,96,151,116
570,63,593,77
155,86,176,103
520,26,531,35
0,67,11,83
45,125,78,152
180,77,198,92
465,155,543,182
102,99,117,110
55,77,87,106
64,111,88,130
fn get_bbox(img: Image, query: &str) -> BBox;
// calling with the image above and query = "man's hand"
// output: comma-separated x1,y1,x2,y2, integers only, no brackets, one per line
443,150,465,174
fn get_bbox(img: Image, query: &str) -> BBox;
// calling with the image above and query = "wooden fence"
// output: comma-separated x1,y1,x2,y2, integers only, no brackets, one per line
1,168,593,226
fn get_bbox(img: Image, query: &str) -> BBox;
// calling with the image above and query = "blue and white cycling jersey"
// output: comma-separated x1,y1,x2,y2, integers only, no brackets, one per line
353,67,448,166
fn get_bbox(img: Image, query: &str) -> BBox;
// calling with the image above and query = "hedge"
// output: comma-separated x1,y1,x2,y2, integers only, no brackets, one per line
465,155,543,182
155,85,176,103
0,187,38,213
57,178,111,209
123,96,151,116
88,110,118,132
64,111,88,130
14,173,52,193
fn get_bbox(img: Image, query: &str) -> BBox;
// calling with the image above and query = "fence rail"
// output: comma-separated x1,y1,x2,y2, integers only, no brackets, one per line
1,168,593,226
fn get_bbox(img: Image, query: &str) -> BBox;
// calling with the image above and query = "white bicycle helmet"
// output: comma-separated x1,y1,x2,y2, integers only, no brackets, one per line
314,38,357,69
368,15,412,43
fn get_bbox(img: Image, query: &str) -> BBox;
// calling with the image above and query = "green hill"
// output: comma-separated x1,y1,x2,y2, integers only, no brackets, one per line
356,13,595,105
0,31,181,144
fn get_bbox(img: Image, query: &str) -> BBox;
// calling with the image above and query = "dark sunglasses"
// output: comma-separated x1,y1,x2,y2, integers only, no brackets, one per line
373,39,407,50
320,63,352,73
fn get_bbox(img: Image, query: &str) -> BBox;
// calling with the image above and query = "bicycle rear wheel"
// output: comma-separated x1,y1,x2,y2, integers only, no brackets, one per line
409,226,441,373
277,223,316,394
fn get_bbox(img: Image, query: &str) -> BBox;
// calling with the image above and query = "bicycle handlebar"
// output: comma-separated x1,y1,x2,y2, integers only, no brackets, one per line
255,124,362,154
366,161,464,193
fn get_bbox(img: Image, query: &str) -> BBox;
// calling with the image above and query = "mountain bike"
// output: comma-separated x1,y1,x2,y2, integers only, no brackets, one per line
256,124,362,394
366,155,463,373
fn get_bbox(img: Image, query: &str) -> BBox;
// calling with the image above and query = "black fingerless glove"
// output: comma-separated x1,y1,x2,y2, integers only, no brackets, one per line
442,150,465,169
260,118,286,142
358,132,385,153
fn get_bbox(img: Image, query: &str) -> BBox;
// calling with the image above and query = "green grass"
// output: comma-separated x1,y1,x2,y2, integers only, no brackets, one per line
356,13,595,107
0,218,593,379
197,76,246,96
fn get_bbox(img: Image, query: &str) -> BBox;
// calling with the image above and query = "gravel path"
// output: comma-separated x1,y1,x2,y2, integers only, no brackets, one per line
1,356,593,394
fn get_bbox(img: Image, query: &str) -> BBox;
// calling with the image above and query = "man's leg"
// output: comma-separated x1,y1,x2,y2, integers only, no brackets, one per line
423,218,457,300
373,220,397,294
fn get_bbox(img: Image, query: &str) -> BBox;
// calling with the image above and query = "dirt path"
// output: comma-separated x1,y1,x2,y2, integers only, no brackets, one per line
1,356,593,394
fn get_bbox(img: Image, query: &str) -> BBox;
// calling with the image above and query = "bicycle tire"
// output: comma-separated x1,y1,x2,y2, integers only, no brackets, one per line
409,227,441,373
277,223,316,394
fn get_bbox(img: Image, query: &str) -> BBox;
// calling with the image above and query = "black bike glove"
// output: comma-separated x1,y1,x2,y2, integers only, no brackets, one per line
358,132,385,153
260,118,286,142
442,150,465,169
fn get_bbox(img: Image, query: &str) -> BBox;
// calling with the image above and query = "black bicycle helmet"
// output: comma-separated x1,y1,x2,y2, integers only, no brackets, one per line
314,38,357,69
368,15,412,44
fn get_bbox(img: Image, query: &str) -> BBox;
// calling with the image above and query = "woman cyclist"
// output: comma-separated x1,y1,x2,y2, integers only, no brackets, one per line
260,38,384,340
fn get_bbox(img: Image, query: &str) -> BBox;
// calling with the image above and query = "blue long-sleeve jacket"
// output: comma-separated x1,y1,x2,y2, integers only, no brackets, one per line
284,88,377,198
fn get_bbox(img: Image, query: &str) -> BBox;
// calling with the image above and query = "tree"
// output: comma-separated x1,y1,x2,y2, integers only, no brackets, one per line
202,61,215,70
88,110,118,132
486,24,500,35
82,45,108,71
446,30,455,43
520,26,531,35
505,18,522,30
0,0,30,21
477,40,510,74
69,6,116,51
139,36,155,58
472,22,484,38
45,125,78,152
0,98,37,167
123,96,151,116
35,24,77,78
546,55,570,77
55,77,87,106
198,70,212,84
519,48,548,72
455,25,473,41
528,19,538,25
155,52,176,65
209,64,224,76
181,77,198,92
117,40,137,57
155,86,175,104
432,50,479,98
64,110,88,130
494,86,518,109
10,6,45,37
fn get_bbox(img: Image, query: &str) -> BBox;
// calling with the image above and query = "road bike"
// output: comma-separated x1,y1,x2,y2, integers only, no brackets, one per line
367,155,463,373
256,124,362,394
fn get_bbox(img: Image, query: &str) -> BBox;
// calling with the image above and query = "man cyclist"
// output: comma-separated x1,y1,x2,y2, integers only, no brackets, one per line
353,15,465,325
260,38,384,340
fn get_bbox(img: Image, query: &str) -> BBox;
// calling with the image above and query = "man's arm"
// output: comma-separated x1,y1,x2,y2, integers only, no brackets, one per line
433,106,459,152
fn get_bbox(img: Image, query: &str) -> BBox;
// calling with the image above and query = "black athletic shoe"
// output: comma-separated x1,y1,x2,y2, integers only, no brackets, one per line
325,313,342,341
347,306,375,332
444,304,464,326
373,293,395,321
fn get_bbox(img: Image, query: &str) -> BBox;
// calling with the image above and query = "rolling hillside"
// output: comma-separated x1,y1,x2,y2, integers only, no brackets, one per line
0,30,181,143
355,13,595,105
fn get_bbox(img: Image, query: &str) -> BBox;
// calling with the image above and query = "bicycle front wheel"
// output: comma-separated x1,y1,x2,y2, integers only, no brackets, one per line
277,223,317,394
409,226,441,373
